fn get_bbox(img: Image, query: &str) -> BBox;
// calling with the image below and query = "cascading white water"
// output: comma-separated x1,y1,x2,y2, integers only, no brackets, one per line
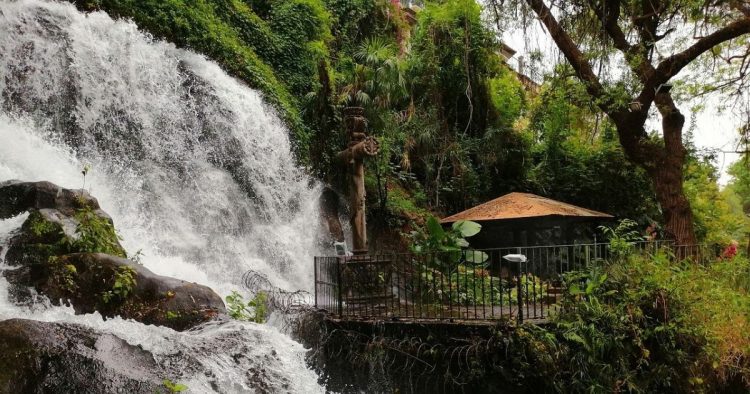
0,0,326,391
0,0,325,293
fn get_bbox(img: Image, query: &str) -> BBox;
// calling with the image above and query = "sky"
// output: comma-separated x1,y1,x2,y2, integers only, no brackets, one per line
498,20,745,185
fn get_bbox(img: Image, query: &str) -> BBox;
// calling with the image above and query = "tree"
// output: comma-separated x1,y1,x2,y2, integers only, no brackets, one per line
727,150,750,253
406,0,529,211
488,0,750,244
526,74,660,220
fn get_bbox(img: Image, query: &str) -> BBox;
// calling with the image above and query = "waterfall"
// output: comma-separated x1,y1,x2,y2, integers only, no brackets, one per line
0,0,325,391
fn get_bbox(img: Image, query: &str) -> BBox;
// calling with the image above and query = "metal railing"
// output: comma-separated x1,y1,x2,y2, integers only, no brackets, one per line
314,241,716,323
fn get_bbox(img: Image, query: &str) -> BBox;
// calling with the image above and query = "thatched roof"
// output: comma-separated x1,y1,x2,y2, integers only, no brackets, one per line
441,192,613,223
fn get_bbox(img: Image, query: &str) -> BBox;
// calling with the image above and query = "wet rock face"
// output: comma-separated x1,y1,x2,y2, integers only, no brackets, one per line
0,318,162,394
0,180,225,331
0,180,105,220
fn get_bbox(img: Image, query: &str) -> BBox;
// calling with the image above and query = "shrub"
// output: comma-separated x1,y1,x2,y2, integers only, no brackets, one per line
225,290,268,323
507,251,750,392
64,206,127,258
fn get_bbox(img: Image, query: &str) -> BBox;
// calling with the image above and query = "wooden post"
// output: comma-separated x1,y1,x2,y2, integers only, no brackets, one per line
319,187,345,242
337,107,379,255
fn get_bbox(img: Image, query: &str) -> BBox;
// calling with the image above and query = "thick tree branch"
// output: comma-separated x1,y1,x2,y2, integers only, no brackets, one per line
588,0,657,84
524,0,626,121
654,92,685,155
588,0,629,51
628,16,750,123
655,16,750,83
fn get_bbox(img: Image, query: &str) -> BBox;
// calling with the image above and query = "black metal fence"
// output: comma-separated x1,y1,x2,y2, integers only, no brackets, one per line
314,241,717,323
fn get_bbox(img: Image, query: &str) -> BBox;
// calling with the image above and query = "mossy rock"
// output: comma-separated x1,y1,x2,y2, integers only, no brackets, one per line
1,181,223,331
3,206,126,291
43,253,226,331
0,180,102,219
0,180,125,268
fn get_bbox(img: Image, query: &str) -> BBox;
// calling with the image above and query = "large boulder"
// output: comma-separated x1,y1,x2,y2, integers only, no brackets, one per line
0,180,106,219
3,207,126,271
39,253,226,331
1,180,225,331
0,318,163,393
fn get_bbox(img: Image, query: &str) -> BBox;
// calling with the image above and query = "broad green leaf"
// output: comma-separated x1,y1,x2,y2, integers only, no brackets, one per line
453,220,482,237
466,250,488,264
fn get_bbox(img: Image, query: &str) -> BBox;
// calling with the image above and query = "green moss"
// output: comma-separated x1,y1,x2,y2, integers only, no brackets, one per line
24,210,61,239
47,256,79,295
65,207,127,258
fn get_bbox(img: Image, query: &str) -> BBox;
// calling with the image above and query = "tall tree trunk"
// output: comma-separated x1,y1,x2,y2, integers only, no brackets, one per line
616,94,697,246
647,161,697,245
652,93,697,245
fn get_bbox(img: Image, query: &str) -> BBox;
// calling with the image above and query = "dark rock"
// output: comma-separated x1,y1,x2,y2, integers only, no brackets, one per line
0,180,225,331
0,318,162,394
0,180,105,219
39,253,226,331
6,249,226,331
4,208,81,268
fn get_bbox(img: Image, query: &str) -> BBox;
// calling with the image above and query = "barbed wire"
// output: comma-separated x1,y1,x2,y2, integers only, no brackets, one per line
313,323,508,390
240,270,509,390
241,270,313,314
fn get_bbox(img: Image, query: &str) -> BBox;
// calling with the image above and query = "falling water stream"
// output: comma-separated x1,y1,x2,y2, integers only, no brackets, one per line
0,0,326,391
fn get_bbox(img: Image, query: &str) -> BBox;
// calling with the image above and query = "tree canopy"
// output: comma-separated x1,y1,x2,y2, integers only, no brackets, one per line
487,0,750,244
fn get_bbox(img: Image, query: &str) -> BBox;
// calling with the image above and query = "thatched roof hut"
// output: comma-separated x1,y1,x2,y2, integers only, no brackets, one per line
442,193,613,248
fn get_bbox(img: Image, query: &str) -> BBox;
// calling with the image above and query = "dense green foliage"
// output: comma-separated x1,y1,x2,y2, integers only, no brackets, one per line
66,206,128,258
525,73,659,220
499,250,750,392
26,205,127,259
725,155,750,251
685,153,747,247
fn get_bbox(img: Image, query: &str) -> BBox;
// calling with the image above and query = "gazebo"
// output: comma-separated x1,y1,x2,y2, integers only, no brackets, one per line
441,192,614,249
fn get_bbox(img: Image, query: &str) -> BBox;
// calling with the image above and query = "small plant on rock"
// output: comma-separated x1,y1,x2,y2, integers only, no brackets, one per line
101,266,137,304
63,206,126,258
81,163,92,190
165,310,180,320
47,256,78,295
161,379,188,393
129,249,145,264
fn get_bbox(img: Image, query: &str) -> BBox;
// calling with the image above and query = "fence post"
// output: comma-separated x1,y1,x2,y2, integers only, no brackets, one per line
503,253,527,324
314,258,319,309
516,262,524,324
336,259,344,317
